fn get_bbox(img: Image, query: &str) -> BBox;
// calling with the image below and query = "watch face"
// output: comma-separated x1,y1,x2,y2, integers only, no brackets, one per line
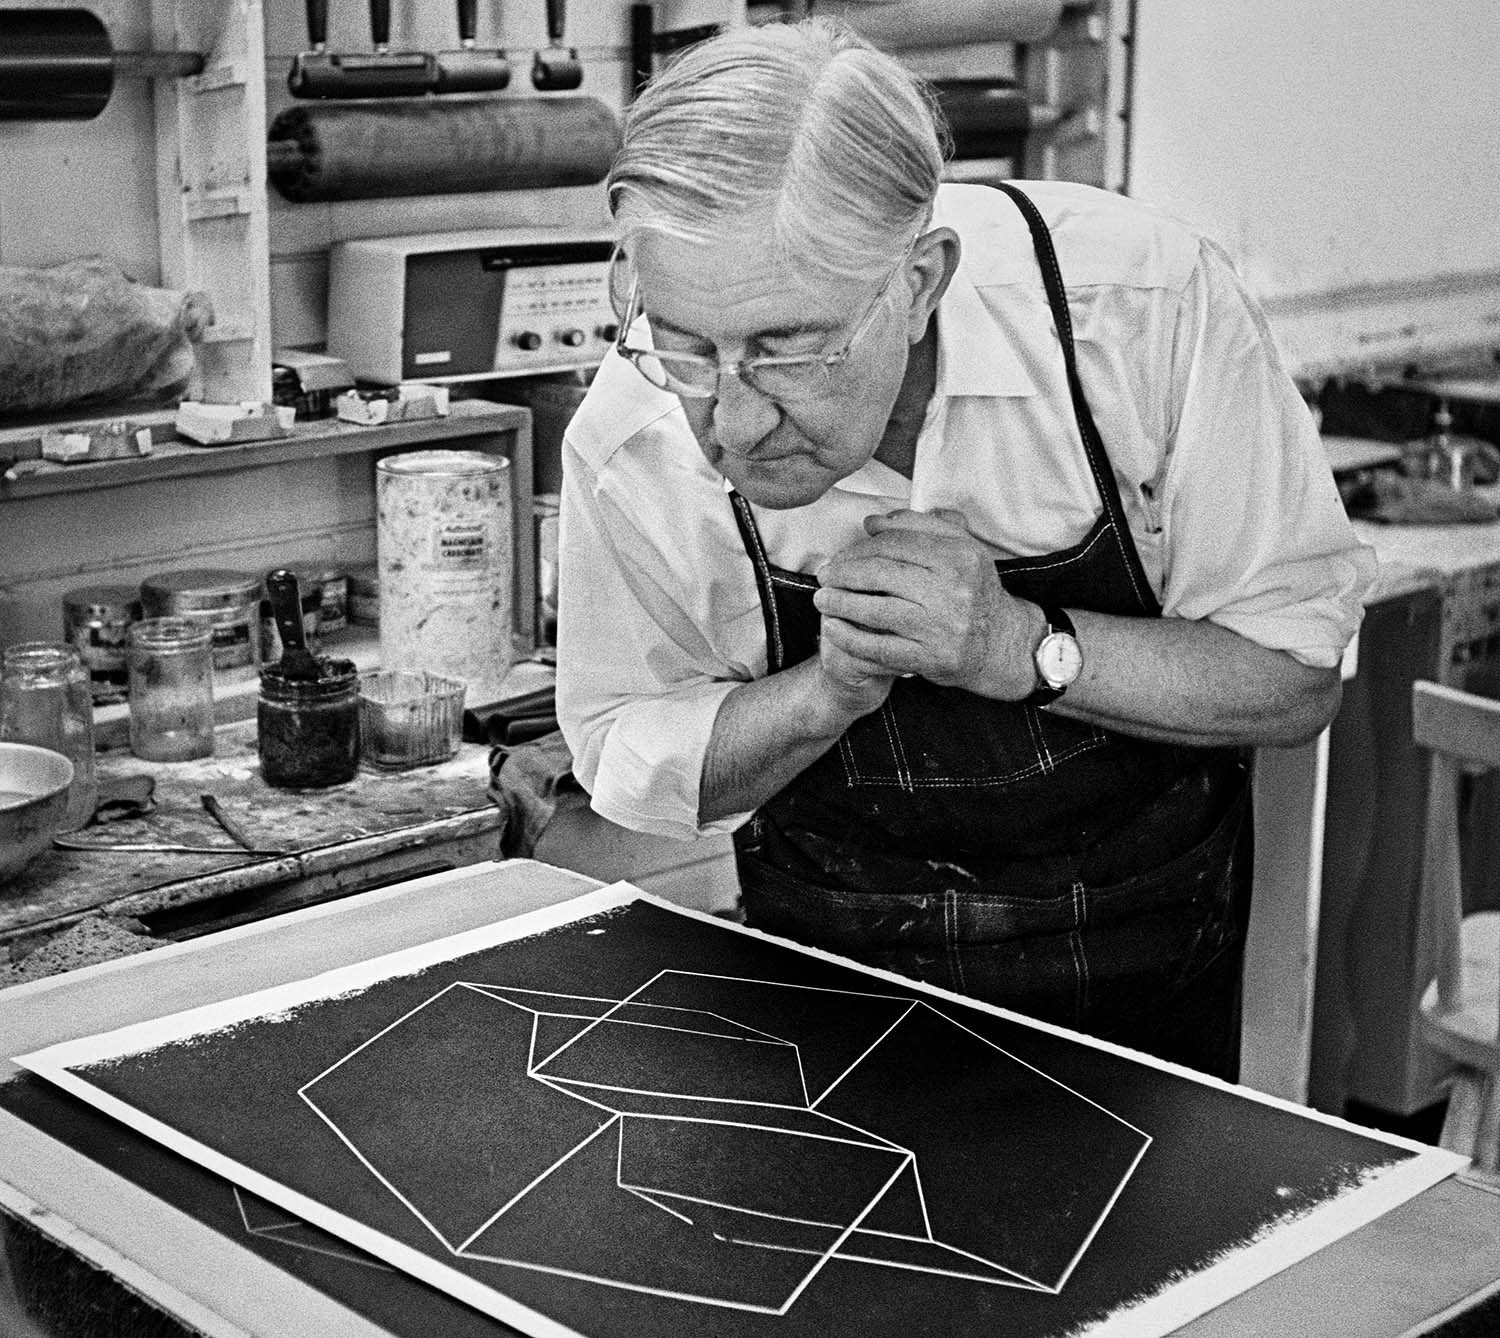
1036,631,1084,689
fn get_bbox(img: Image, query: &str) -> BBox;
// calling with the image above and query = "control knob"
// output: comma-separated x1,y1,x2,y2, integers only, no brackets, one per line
511,331,543,351
557,328,586,348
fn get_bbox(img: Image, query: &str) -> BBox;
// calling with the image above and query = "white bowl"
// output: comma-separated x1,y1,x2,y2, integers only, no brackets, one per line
0,742,74,886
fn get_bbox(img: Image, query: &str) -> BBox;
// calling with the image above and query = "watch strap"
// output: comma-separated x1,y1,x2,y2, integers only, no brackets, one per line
1019,603,1076,708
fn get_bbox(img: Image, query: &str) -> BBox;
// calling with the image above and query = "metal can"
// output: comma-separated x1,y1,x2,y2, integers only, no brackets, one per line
62,585,140,704
139,568,261,674
346,564,380,628
376,451,513,704
311,568,348,634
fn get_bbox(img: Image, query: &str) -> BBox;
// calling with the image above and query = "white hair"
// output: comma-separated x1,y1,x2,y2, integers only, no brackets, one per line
607,18,949,285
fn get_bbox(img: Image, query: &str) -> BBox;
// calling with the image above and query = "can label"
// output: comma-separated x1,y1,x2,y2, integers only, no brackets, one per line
431,522,490,571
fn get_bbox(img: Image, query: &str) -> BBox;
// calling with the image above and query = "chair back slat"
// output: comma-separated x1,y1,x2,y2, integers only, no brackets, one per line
1413,680,1500,769
1413,681,1500,1017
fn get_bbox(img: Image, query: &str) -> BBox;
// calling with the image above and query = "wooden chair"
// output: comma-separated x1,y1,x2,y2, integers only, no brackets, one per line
1414,679,1500,1172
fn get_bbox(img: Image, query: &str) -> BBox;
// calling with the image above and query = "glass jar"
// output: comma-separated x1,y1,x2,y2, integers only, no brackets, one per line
126,618,216,762
0,642,98,830
257,659,360,788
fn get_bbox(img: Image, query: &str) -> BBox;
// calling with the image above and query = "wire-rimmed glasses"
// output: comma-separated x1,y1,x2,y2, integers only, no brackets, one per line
612,267,901,403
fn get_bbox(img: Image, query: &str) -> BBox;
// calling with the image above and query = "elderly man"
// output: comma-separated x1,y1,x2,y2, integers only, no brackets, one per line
556,18,1374,1079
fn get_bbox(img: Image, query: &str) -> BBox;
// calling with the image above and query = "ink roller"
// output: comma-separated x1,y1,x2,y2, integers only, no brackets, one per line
290,0,511,100
266,94,620,202
0,7,203,121
288,0,433,100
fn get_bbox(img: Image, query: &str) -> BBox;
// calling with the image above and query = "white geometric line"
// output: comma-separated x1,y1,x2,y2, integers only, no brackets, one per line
232,1185,273,1232
519,968,677,1078
792,1040,810,1108
614,1110,903,1153
1047,1130,1153,1295
652,969,914,1005
297,1087,468,1256
458,984,627,1006
539,1078,815,1111
297,981,472,1091
725,1235,1046,1291
909,1236,1052,1293
532,1075,626,1117
609,1186,875,1235
456,1117,620,1254
624,1187,697,1226
531,1016,793,1057
463,985,797,1047
924,1002,1153,1140
773,1155,916,1316
249,1223,397,1272
792,1107,910,1153
808,999,919,1109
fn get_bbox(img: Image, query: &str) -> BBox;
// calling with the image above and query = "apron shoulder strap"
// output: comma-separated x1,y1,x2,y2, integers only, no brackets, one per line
993,182,1157,612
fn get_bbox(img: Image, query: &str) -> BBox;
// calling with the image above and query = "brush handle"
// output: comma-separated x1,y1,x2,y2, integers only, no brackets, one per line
265,569,310,654
457,0,477,45
546,0,565,45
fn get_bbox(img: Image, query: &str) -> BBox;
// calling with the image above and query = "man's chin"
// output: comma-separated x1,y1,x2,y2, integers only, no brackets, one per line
721,458,831,510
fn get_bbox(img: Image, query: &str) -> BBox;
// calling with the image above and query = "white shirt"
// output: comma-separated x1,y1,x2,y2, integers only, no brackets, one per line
557,181,1377,841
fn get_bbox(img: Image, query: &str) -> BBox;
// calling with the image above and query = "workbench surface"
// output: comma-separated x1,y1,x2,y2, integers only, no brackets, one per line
0,860,1498,1338
0,719,502,972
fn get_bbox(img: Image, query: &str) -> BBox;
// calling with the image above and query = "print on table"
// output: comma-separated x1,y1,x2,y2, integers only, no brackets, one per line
299,970,1152,1312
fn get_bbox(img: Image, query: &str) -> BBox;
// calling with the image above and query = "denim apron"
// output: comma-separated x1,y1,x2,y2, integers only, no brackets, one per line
730,183,1252,1079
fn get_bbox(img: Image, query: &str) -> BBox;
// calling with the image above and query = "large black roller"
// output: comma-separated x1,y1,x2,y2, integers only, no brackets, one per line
266,95,620,202
0,7,202,121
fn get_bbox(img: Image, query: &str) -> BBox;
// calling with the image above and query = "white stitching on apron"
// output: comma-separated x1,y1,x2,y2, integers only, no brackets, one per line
1068,879,1090,1020
946,890,969,995
881,704,914,791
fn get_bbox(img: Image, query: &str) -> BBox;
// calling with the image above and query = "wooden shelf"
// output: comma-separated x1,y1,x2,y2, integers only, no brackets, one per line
0,399,529,502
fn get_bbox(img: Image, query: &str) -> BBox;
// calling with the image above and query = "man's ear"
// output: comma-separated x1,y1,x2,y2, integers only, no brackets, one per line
904,227,960,343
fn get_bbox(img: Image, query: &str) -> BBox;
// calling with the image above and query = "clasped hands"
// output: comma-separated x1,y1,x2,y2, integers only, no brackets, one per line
809,508,1040,717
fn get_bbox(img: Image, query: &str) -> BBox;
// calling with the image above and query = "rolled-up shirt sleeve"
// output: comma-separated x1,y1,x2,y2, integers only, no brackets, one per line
555,430,754,841
1157,239,1377,667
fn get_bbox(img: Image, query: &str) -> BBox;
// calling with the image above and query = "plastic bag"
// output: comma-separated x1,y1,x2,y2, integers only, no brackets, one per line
0,256,213,415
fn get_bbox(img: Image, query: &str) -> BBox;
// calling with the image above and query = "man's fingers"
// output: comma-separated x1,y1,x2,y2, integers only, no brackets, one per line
821,615,923,675
815,554,929,602
864,506,972,538
814,585,921,636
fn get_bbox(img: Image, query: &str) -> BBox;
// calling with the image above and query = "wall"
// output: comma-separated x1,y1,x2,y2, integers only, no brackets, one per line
1127,0,1500,380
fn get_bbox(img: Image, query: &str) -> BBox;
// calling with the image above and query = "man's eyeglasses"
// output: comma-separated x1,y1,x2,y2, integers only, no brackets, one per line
613,268,901,403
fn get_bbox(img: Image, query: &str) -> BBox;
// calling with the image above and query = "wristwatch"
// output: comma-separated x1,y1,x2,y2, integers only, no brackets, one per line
1020,604,1083,707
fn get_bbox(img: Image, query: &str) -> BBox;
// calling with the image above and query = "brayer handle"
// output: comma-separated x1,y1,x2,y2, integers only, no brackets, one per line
370,0,392,51
546,0,565,45
306,0,328,50
458,0,477,46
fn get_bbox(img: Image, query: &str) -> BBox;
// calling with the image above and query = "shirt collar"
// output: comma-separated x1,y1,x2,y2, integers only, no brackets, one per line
934,257,1037,398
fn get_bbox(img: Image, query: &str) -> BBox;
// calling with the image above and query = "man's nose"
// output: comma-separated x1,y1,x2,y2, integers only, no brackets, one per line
711,367,779,452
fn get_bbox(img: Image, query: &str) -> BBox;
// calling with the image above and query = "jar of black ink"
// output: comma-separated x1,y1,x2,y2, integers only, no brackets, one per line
256,658,360,788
